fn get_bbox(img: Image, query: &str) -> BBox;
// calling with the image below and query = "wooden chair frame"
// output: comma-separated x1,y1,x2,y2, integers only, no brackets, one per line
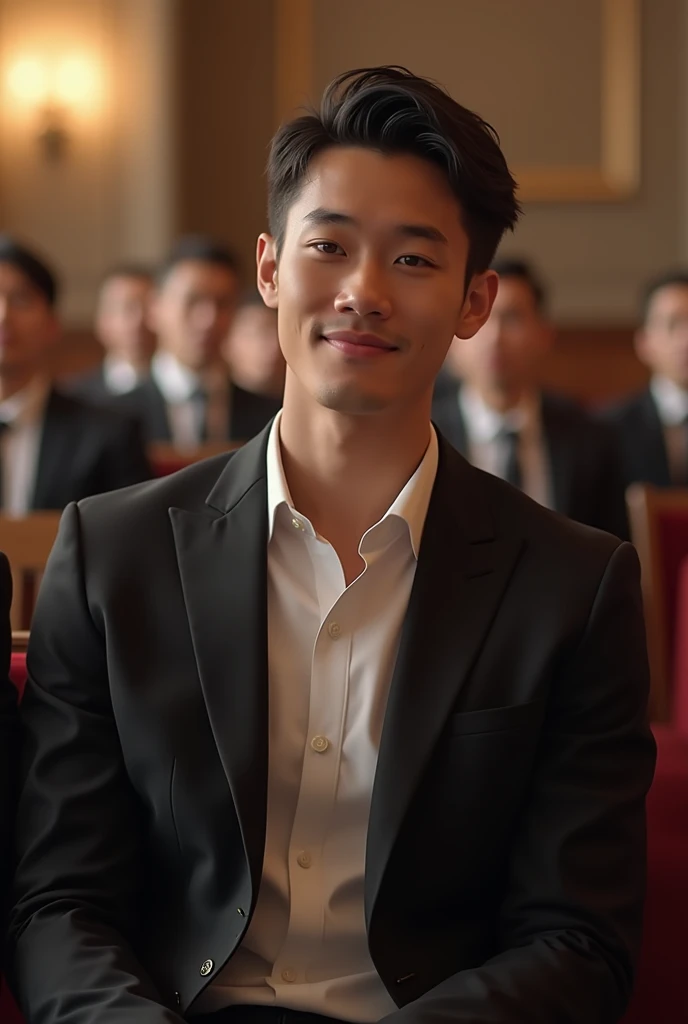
0,513,61,631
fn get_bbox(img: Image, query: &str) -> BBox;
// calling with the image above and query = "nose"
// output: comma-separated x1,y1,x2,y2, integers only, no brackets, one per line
334,259,392,319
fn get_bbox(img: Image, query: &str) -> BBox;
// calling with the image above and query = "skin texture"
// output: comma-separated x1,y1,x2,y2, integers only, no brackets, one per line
149,260,240,373
257,145,497,582
96,275,156,372
635,283,688,389
446,275,553,412
0,262,58,401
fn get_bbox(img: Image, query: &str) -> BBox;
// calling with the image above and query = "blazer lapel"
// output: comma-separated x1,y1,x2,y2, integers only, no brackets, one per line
170,431,270,891
366,441,525,924
32,390,76,510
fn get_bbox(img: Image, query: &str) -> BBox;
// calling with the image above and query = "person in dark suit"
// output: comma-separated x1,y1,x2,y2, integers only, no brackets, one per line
602,271,688,487
116,237,281,446
69,264,156,403
0,552,15,949
8,67,654,1024
433,258,628,537
0,237,151,512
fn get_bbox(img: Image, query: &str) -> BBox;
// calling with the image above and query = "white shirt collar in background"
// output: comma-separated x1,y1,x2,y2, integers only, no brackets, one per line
102,356,143,395
650,375,688,426
0,375,50,429
459,384,541,442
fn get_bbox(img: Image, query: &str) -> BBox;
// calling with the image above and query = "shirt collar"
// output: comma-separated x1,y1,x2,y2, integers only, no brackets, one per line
266,411,438,560
650,375,688,426
102,356,143,395
459,384,540,443
152,351,227,404
0,375,50,428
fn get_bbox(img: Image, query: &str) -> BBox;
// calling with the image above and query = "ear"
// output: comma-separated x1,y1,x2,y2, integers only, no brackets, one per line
256,233,278,309
454,270,499,340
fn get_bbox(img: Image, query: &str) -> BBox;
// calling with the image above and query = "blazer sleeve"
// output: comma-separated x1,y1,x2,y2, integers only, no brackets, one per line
0,552,16,946
7,504,181,1023
384,542,656,1024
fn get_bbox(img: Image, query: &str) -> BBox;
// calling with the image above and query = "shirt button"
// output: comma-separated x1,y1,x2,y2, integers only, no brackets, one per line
282,968,297,983
311,735,329,753
291,517,303,530
328,621,341,639
297,850,312,869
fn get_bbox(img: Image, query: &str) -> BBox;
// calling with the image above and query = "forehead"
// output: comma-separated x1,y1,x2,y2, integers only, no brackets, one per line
647,284,688,321
101,275,151,300
492,276,539,313
286,146,465,242
160,260,238,295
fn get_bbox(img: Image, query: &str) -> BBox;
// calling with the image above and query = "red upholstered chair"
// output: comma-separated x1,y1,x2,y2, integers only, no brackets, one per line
148,441,240,478
622,724,688,1022
626,484,688,721
2,646,27,1024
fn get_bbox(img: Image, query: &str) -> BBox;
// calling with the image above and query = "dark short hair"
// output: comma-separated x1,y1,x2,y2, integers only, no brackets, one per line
640,270,688,324
99,263,154,291
490,257,547,313
267,66,520,281
156,235,240,288
0,235,59,307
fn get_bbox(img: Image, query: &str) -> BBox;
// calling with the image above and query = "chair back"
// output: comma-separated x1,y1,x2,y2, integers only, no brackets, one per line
148,441,240,478
0,513,61,630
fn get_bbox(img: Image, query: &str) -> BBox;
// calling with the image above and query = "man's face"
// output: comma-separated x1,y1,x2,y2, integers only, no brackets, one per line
0,261,58,379
447,276,550,397
257,147,496,416
96,275,156,365
150,260,240,371
225,304,285,392
636,285,688,389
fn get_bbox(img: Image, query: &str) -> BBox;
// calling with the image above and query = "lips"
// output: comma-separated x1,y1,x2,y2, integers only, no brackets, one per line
322,331,398,358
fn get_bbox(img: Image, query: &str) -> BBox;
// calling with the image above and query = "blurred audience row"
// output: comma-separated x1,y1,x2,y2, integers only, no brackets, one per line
1,232,688,537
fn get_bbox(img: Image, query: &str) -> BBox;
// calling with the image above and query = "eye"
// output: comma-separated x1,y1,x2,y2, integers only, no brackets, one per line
310,241,345,256
396,254,433,268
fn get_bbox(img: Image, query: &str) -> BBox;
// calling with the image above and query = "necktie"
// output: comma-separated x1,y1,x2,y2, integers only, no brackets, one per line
501,428,523,491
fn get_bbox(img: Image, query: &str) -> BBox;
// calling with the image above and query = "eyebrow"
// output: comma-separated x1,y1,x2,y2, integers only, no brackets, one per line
302,208,448,245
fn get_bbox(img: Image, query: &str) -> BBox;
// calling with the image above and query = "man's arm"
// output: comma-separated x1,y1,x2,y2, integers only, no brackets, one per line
0,553,16,954
7,504,181,1023
386,541,656,1024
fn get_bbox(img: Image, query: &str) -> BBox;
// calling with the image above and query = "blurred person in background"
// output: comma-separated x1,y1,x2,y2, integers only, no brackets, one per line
0,552,14,961
117,236,281,446
433,257,628,537
0,235,150,512
224,290,285,400
69,263,156,403
603,271,688,488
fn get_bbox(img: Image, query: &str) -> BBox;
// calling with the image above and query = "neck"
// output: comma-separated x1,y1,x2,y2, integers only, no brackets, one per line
0,369,39,403
278,373,432,582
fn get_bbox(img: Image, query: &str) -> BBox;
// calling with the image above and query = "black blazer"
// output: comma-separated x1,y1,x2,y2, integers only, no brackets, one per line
8,427,654,1023
66,364,140,406
29,389,151,510
601,388,673,488
114,375,282,445
0,552,14,948
433,386,629,537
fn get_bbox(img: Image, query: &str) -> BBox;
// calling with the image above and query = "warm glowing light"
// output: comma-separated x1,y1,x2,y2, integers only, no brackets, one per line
54,57,98,106
7,59,48,104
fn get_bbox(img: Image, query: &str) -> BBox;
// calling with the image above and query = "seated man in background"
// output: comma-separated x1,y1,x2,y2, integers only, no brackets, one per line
603,271,688,488
117,236,281,446
433,257,628,537
0,552,14,955
0,236,151,512
224,290,285,400
69,263,156,402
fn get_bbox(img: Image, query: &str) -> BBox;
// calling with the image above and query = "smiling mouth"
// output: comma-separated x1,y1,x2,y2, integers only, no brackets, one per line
322,332,399,358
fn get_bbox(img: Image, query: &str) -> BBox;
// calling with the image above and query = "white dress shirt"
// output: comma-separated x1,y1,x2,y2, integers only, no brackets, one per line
151,351,230,447
650,375,688,485
102,356,144,395
459,385,551,508
0,376,50,515
197,413,439,1021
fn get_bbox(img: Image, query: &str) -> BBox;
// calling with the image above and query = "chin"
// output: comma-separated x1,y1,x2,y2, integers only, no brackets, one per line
314,381,388,415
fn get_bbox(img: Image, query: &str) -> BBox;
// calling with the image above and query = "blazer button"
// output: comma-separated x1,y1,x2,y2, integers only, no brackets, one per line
200,959,214,977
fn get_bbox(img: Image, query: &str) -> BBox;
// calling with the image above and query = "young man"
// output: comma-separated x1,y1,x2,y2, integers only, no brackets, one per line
224,291,285,400
603,271,688,487
117,237,281,446
9,68,654,1024
69,264,156,402
0,237,151,511
433,258,629,537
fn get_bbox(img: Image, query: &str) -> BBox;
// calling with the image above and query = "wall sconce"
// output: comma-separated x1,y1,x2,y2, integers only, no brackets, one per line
7,55,102,163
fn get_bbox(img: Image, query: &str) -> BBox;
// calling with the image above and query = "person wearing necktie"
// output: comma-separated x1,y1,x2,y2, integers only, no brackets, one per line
433,258,629,537
602,270,688,488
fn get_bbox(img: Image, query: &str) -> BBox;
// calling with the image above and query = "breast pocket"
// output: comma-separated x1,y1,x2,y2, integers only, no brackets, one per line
447,699,545,736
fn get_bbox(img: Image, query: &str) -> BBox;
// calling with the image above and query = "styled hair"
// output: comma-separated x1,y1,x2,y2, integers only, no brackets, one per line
0,234,59,307
640,270,688,324
490,257,547,313
267,66,520,280
156,235,240,288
